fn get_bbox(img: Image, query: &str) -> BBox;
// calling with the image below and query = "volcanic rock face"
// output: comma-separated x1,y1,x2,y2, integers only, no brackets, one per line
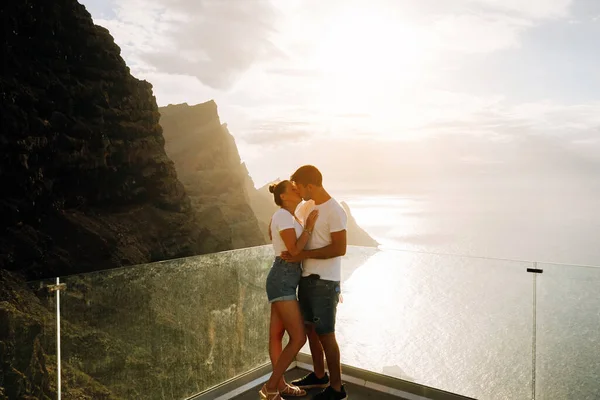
341,201,379,247
1,1,269,397
0,0,220,280
0,269,56,400
159,102,267,249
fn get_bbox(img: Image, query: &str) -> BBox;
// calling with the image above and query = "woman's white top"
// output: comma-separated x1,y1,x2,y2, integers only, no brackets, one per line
271,208,303,255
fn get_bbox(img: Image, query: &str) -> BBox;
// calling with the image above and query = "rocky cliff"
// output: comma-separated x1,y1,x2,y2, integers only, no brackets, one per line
341,201,379,247
0,270,56,400
246,181,278,243
0,1,241,397
159,102,266,249
0,0,227,281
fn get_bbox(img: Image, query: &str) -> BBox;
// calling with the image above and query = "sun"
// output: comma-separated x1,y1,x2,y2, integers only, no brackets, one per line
310,6,432,126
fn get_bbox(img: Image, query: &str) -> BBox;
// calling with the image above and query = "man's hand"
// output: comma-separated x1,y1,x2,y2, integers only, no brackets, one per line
281,251,305,263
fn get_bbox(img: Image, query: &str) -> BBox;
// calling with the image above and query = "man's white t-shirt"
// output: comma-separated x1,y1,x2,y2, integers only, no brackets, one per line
295,198,347,281
270,208,303,255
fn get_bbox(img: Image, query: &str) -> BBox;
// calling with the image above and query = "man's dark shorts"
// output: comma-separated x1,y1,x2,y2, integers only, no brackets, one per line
298,275,340,335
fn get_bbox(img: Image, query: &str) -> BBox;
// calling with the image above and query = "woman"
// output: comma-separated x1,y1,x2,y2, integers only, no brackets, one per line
260,180,319,400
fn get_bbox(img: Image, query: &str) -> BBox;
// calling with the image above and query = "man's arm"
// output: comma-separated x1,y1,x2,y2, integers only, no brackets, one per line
303,230,347,259
282,230,346,262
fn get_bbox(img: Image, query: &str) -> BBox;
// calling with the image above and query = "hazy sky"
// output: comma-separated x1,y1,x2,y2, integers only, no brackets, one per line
80,0,599,191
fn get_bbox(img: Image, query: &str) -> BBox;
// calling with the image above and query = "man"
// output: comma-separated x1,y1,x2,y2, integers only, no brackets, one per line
281,165,348,400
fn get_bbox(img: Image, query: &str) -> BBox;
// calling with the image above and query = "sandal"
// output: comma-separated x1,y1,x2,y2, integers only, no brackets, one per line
259,384,282,400
280,384,307,397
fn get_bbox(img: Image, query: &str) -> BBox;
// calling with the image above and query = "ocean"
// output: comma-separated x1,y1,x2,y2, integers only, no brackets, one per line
342,192,600,266
300,192,600,400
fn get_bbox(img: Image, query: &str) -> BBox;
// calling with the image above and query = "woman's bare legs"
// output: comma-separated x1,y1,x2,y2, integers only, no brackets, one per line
269,305,288,390
266,300,307,391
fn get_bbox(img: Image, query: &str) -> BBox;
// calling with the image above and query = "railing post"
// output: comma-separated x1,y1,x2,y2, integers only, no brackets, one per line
47,278,66,400
57,277,61,400
527,262,543,400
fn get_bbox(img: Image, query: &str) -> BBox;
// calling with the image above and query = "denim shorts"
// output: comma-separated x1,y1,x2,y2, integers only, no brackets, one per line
265,257,302,303
298,275,341,335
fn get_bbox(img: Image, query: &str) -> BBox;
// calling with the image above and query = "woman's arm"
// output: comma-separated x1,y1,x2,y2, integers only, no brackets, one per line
281,230,346,262
279,228,312,256
278,210,319,256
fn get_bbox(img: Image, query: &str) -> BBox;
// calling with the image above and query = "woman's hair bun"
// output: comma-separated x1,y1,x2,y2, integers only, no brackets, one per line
268,183,277,194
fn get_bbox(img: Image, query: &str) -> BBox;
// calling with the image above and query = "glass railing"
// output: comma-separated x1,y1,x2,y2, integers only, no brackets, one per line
55,247,274,400
19,246,600,400
535,262,600,400
19,278,60,400
318,248,535,400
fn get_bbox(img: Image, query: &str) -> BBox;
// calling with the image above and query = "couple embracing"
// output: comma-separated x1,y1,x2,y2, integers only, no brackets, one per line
260,165,348,400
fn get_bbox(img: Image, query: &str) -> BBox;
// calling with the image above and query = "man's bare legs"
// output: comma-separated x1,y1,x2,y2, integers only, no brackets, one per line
305,323,342,392
305,323,326,377
317,332,342,391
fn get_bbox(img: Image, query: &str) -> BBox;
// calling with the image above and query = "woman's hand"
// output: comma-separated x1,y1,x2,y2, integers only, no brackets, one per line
281,251,304,263
305,210,319,230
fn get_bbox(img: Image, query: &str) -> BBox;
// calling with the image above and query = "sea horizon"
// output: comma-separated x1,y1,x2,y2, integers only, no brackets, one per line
338,190,600,267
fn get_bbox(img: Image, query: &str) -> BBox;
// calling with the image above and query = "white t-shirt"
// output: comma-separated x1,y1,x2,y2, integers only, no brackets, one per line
295,198,347,281
271,208,303,255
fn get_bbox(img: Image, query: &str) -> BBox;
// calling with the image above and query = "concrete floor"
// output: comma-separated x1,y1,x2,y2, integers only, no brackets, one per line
231,368,407,400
